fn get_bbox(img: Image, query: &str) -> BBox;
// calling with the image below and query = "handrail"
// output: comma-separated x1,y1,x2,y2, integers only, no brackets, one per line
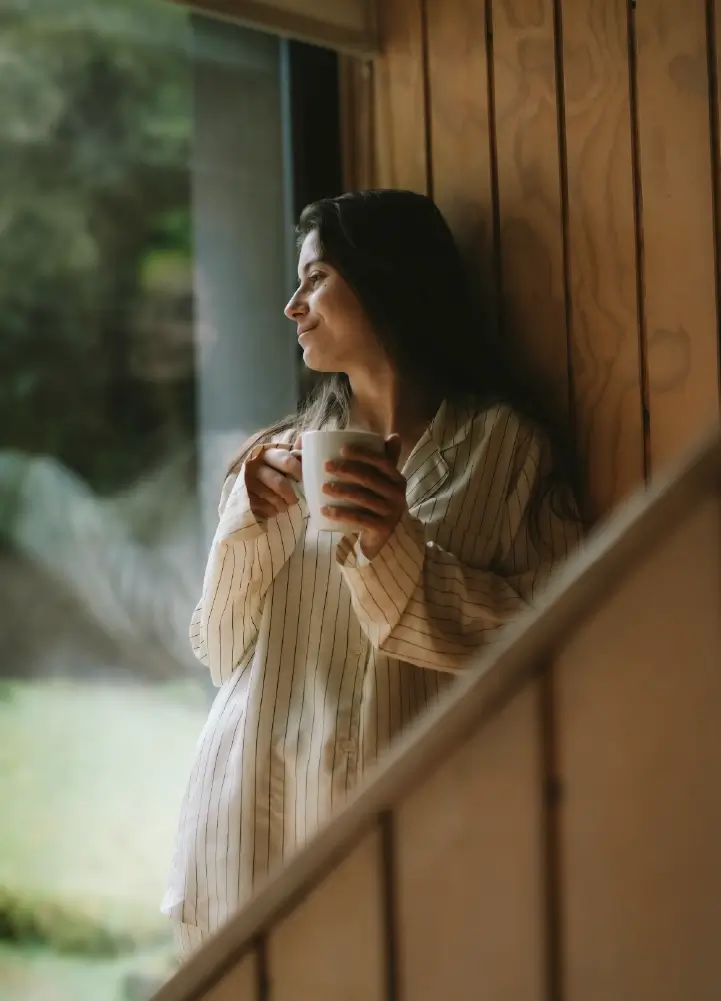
152,426,721,1001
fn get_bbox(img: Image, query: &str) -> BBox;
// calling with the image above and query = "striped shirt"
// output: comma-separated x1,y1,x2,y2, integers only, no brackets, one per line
162,400,580,933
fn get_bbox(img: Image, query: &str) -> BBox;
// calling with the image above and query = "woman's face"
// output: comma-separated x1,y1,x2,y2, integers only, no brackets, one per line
284,230,383,375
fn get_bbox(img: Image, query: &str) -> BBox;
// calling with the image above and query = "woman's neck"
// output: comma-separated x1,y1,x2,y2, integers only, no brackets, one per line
347,367,439,447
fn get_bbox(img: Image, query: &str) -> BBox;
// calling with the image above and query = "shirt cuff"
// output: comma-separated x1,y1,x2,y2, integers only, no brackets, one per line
336,510,426,637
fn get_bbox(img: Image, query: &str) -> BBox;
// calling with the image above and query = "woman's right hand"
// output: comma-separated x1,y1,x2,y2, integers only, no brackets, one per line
245,441,302,520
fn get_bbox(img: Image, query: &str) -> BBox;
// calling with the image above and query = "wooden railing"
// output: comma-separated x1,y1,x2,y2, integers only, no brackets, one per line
152,428,721,1001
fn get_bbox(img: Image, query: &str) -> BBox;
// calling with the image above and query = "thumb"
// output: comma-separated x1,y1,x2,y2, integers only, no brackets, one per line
385,433,402,465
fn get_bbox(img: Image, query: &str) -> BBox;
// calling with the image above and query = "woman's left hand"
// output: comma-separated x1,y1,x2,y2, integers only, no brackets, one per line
321,435,406,559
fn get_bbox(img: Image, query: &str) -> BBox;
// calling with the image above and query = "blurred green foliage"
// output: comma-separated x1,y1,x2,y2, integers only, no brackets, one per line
0,0,195,492
0,887,137,957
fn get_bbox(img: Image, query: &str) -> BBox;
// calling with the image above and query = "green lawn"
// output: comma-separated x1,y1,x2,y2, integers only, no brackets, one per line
0,942,172,1001
0,679,209,1000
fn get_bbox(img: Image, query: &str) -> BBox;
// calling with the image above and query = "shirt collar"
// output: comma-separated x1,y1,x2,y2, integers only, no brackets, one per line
403,399,475,508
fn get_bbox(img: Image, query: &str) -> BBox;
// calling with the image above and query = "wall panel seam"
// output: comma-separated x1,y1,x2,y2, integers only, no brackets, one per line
626,0,651,481
552,0,576,458
705,0,721,409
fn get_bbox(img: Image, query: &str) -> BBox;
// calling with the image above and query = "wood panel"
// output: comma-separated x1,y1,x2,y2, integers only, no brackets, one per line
338,55,375,190
371,0,427,192
153,945,260,1001
202,952,258,1000
634,0,720,472
339,0,721,519
557,495,721,1001
425,0,499,331
492,0,571,431
396,681,546,1001
267,829,385,1000
560,0,645,518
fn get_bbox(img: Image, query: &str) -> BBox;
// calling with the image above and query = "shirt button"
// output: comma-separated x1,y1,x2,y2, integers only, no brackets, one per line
338,739,356,754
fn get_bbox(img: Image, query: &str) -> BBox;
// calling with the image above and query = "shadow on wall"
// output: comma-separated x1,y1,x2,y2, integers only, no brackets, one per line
450,208,587,516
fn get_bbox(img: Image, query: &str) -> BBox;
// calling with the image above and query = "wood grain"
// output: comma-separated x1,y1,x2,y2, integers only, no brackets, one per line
556,495,721,1000
372,0,428,192
396,682,546,1001
267,829,385,1000
425,0,500,332
634,0,720,472
492,0,571,431
338,55,376,190
560,0,645,519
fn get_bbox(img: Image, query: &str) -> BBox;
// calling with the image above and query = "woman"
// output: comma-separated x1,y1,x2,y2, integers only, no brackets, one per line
162,190,581,958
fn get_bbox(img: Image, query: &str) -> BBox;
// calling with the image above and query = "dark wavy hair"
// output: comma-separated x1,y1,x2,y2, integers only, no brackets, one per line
229,189,579,512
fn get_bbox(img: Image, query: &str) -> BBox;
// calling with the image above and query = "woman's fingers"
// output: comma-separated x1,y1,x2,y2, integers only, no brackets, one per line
322,448,406,537
263,447,302,482
321,443,408,559
252,480,289,511
339,445,405,481
325,459,404,500
320,505,383,529
245,442,301,515
322,481,393,516
253,498,282,519
255,463,297,505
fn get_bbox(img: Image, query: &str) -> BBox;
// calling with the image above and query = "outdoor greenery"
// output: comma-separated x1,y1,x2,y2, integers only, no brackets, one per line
0,888,135,957
0,679,208,998
0,2,208,997
0,0,195,492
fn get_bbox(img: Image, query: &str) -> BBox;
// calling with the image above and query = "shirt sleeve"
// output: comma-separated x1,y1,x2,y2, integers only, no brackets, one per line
189,444,308,686
336,424,581,674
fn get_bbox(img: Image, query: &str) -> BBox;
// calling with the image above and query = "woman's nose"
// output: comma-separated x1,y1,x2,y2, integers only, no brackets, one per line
284,289,308,320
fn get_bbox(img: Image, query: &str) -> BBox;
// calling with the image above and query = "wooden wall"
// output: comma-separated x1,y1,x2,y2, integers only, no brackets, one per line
340,0,721,520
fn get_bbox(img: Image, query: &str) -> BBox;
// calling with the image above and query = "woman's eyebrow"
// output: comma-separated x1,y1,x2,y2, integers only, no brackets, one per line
297,258,324,281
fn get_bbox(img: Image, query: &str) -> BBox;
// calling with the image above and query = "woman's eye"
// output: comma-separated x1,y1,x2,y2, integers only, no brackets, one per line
309,272,324,285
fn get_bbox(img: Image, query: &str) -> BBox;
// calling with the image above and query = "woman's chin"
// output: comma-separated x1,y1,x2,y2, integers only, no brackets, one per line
301,349,336,373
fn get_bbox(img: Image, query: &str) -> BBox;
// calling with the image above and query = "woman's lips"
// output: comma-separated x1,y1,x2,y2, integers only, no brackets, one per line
297,324,317,340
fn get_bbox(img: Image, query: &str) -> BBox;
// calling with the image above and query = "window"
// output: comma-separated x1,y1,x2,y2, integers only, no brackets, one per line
0,2,340,996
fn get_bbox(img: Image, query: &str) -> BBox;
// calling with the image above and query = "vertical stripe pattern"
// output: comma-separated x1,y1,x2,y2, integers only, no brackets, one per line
163,401,580,933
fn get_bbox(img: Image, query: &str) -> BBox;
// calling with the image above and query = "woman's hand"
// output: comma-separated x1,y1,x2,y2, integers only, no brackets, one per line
245,439,302,520
321,435,406,559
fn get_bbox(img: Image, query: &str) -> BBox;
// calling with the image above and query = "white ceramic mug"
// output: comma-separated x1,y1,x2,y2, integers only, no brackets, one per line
294,429,386,533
